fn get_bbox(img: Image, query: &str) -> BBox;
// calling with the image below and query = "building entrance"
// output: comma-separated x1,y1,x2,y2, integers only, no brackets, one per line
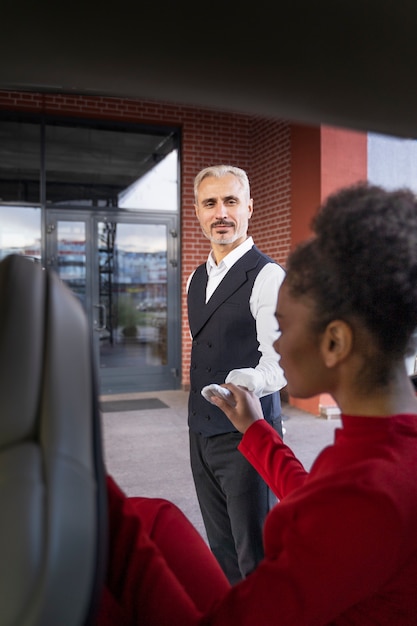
0,112,182,395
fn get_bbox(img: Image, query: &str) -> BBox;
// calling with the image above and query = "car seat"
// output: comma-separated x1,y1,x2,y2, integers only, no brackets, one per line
0,254,107,626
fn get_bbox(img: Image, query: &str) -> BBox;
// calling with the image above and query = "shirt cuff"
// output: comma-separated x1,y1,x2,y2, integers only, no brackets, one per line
225,368,264,395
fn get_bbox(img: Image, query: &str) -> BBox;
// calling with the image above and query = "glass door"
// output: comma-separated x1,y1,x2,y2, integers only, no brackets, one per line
46,210,181,394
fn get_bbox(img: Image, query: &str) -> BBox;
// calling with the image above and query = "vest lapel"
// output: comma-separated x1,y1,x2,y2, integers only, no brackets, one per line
189,247,262,337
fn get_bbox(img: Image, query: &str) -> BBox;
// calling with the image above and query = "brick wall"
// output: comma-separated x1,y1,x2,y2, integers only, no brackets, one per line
0,91,293,390
248,116,292,266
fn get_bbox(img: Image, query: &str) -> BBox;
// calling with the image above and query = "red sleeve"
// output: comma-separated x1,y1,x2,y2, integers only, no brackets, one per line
238,419,308,499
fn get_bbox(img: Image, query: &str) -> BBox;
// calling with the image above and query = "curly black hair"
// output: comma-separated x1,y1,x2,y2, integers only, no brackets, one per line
286,182,417,368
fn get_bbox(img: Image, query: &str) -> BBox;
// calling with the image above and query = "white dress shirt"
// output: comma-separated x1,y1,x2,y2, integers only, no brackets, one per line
187,237,287,397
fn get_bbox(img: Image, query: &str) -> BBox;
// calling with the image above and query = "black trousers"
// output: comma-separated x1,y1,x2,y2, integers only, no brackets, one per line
189,424,280,584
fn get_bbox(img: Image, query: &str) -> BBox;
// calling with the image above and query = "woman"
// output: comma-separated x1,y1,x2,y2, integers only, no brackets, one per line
97,182,417,625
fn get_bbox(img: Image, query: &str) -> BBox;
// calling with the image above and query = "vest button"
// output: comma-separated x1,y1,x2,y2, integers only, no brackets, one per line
205,415,211,420
206,366,211,372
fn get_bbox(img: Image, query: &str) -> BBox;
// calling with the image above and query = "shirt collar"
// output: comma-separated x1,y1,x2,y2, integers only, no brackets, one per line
206,236,254,273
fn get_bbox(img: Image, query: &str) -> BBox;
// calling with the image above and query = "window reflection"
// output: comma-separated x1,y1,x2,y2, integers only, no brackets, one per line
45,122,178,209
56,221,86,306
0,206,41,261
119,150,178,210
98,221,168,367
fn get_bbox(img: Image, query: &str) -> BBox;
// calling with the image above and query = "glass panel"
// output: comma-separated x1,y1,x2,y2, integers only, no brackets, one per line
98,221,167,369
56,221,86,307
45,122,177,209
119,150,178,210
0,205,41,261
0,119,41,204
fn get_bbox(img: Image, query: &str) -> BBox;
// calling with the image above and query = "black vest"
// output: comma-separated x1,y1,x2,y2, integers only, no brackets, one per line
187,245,281,436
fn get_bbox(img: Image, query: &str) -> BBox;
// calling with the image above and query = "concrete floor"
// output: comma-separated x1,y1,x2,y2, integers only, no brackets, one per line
101,389,341,542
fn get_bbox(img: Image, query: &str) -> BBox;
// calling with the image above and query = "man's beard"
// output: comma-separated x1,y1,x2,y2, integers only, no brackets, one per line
207,221,237,244
209,234,237,245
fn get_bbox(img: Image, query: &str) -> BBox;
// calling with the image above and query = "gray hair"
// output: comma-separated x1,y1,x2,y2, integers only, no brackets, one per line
194,165,251,203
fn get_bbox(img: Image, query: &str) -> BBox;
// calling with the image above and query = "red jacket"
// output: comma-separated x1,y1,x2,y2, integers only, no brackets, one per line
97,413,417,625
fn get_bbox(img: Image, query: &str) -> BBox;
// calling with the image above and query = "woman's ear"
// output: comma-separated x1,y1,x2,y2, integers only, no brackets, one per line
320,320,353,367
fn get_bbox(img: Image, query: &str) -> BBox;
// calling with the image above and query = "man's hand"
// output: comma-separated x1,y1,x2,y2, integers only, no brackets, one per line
208,383,264,434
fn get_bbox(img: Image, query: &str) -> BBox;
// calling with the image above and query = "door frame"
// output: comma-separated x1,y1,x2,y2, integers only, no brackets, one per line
45,207,181,394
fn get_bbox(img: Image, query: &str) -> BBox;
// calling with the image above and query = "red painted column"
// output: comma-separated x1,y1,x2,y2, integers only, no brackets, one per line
288,124,367,415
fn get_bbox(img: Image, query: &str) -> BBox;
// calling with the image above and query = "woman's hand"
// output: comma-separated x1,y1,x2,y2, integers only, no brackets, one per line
209,383,264,434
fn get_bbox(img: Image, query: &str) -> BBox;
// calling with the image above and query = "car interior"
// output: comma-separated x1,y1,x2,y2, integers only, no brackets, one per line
1,2,417,623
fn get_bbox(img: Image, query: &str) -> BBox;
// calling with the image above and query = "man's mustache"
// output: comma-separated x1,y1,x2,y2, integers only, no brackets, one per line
212,221,234,228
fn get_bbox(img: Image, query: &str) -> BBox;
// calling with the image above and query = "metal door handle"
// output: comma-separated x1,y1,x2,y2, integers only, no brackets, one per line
94,304,107,331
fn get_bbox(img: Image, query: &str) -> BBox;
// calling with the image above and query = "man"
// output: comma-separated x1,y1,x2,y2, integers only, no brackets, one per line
187,164,286,583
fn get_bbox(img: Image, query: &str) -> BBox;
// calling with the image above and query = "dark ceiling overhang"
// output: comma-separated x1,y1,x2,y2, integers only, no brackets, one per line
1,1,417,139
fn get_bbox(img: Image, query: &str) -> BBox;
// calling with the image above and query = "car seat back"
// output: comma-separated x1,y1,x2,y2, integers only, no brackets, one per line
0,254,107,626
